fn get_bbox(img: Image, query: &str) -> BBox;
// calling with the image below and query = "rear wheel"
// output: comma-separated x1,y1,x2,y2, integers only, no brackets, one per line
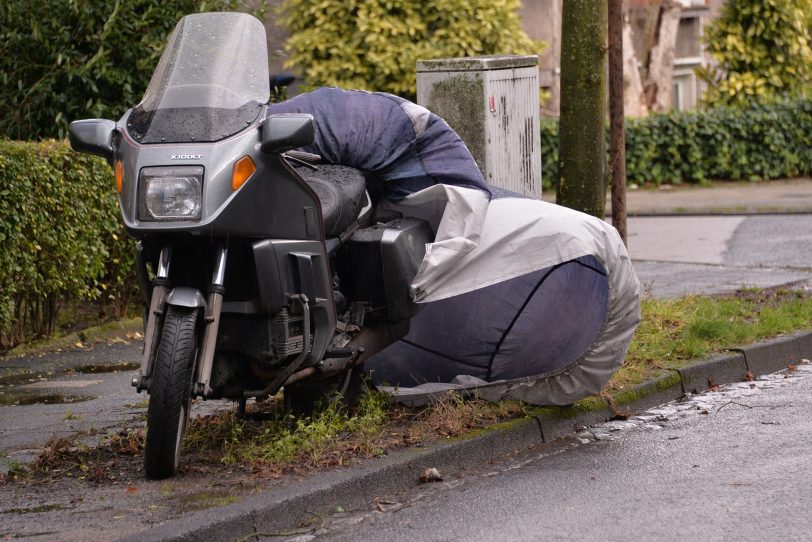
144,306,198,479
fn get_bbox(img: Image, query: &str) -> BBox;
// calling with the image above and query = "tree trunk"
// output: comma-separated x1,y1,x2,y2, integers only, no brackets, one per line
556,0,607,219
622,12,648,118
609,0,628,246
643,1,682,113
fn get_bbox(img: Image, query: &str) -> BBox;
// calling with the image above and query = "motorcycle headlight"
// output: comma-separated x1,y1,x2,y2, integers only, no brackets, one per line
139,166,203,221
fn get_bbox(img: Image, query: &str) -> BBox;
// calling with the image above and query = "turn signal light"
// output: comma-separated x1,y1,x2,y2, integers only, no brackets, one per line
115,160,123,193
232,156,256,191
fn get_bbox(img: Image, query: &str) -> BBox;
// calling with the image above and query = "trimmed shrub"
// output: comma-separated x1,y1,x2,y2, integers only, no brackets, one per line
696,0,812,107
541,99,812,188
279,0,543,100
0,140,134,348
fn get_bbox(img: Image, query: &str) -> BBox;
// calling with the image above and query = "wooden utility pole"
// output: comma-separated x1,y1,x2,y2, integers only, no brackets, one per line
556,0,607,219
608,0,628,245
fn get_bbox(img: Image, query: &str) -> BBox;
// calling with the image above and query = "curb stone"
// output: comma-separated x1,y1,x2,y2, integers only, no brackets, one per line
126,329,812,542
677,352,748,395
616,371,684,413
737,334,803,376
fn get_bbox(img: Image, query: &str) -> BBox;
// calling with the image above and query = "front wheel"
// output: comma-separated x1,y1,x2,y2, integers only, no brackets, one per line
144,305,198,479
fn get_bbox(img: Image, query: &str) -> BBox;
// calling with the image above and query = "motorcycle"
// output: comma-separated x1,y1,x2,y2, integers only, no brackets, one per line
68,11,431,479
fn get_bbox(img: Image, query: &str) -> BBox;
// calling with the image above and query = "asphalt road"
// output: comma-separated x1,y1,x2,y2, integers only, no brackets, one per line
313,363,812,542
628,214,812,297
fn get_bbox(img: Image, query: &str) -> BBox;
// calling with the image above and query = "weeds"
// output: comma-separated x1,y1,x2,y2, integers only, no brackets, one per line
405,394,526,443
185,389,393,471
614,287,812,389
180,390,525,475
1,449,30,481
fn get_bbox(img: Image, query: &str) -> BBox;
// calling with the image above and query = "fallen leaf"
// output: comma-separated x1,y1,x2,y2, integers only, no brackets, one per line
126,486,138,493
375,500,401,512
420,467,443,483
745,371,754,382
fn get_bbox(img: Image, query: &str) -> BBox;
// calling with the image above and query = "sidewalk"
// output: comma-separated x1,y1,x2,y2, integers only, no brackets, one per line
542,177,812,215
595,178,812,298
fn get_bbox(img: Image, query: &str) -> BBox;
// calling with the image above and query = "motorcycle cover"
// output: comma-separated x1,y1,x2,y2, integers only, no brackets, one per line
269,88,641,406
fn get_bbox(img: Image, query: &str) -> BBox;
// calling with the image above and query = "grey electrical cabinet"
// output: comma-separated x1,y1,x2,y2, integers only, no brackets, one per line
416,55,542,198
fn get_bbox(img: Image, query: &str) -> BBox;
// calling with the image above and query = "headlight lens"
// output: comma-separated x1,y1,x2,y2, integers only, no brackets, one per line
139,166,203,220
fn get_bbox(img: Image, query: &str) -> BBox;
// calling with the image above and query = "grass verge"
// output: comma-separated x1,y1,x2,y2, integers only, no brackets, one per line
4,287,811,484
610,287,812,391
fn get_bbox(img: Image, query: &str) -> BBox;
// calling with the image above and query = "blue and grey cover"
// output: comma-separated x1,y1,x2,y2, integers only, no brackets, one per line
269,88,641,406
267,87,489,200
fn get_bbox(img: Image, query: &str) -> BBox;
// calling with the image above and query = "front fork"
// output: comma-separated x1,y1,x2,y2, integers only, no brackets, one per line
193,247,227,397
132,244,227,398
133,246,171,392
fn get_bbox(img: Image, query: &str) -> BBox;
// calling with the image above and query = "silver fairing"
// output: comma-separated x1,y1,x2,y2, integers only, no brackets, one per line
114,106,324,241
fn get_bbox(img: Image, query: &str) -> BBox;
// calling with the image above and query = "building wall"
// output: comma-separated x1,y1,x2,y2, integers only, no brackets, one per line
519,0,562,116
520,0,724,115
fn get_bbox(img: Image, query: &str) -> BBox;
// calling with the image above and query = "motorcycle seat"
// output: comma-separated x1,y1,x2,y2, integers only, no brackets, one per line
298,165,368,238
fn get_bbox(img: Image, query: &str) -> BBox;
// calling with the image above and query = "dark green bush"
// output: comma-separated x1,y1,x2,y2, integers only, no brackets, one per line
0,0,254,140
0,140,134,348
541,99,812,189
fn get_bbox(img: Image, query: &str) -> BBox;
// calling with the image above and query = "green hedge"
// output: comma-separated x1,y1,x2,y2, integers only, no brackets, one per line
541,99,812,188
0,140,134,348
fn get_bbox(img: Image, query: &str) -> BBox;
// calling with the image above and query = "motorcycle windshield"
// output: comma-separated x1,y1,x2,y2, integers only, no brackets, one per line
127,12,269,144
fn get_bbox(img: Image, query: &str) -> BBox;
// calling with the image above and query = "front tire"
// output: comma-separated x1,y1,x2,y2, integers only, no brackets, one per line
144,306,198,479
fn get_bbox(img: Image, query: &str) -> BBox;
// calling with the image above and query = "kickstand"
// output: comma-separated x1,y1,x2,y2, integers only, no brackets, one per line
236,397,247,419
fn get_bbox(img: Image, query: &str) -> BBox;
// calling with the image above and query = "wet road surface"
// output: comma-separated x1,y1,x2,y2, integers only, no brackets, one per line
0,343,144,464
309,362,812,542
